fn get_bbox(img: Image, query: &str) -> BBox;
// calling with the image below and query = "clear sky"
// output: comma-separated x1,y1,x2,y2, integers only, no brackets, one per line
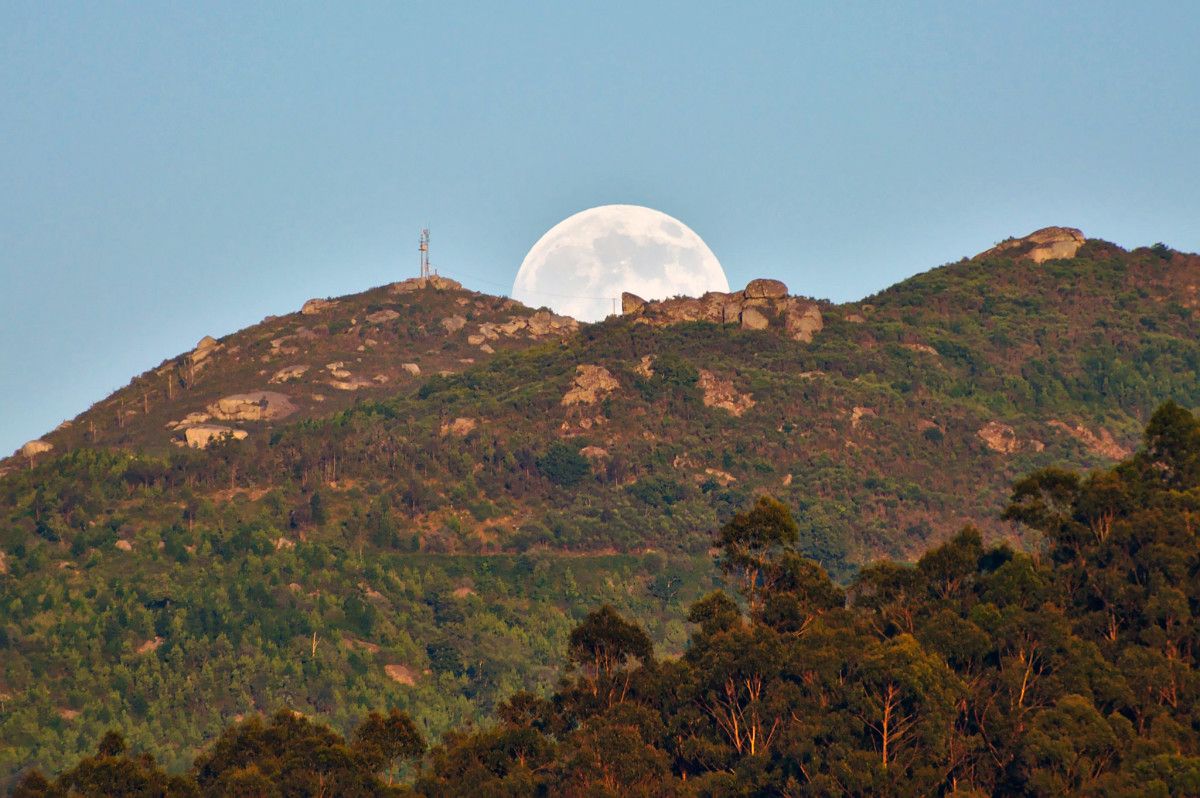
2,2,1198,455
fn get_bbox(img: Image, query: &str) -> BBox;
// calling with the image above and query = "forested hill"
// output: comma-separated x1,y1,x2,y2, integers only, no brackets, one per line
2,230,1200,785
8,233,1200,562
14,403,1200,796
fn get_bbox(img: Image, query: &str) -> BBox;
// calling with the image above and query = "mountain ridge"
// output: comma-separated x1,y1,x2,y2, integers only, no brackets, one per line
4,274,579,469
7,227,1199,565
11,226,1181,467
4,226,1200,780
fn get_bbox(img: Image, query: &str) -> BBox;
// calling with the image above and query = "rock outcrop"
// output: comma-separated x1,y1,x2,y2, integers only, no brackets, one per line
328,378,373,391
301,298,338,315
622,293,647,314
850,406,877,429
1048,420,1131,460
977,421,1044,454
703,467,737,486
621,280,823,342
365,309,400,324
978,422,1019,453
384,663,417,685
19,440,53,459
190,336,221,364
562,365,620,406
474,311,578,343
390,275,463,294
579,446,610,462
697,370,755,416
184,425,249,449
977,227,1085,264
136,636,164,654
744,278,788,298
441,315,467,334
783,303,824,343
740,307,770,330
270,364,309,384
167,412,211,430
440,417,477,437
207,391,297,422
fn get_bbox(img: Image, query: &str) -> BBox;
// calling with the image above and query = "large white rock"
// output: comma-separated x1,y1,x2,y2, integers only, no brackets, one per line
561,365,620,406
301,298,338,315
269,364,309,384
365,309,400,324
184,425,249,449
328,378,373,391
19,440,53,458
697,370,755,416
390,275,463,294
977,227,1086,264
743,278,789,298
167,411,212,430
191,336,221,363
207,391,297,421
441,315,468,334
783,301,824,343
740,307,770,330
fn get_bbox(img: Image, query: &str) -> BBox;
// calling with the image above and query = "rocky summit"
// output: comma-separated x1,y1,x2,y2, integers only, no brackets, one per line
976,225,1086,263
621,278,824,342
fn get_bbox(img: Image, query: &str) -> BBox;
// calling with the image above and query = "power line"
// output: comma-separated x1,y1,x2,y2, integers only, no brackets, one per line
412,229,618,304
448,267,619,303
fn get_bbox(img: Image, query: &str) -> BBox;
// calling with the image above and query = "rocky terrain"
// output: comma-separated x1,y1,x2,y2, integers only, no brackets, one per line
9,228,1200,539
8,275,577,464
4,226,1200,781
976,225,1086,263
10,224,1195,561
621,277,825,342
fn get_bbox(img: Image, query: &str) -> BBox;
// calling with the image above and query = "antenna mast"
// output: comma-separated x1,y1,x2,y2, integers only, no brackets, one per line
418,228,431,279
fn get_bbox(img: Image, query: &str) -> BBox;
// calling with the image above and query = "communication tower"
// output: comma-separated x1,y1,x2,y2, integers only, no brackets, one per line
419,228,431,279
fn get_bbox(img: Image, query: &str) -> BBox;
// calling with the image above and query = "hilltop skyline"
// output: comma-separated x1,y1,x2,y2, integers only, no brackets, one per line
3,2,1199,454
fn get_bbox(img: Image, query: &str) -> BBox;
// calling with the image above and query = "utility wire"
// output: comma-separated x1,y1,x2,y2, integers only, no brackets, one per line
446,267,618,302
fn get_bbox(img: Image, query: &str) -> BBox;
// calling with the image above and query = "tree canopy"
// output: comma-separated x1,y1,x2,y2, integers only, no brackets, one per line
16,403,1200,796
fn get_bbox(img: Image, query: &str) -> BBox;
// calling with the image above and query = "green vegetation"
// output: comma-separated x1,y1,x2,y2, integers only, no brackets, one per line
535,443,591,488
16,403,1200,795
4,242,1200,788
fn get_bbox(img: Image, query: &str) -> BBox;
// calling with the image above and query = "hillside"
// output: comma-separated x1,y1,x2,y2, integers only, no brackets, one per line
16,404,1200,795
5,274,577,462
3,228,1200,782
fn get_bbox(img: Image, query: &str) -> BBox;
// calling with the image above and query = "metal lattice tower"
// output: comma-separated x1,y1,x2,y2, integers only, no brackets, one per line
419,228,431,279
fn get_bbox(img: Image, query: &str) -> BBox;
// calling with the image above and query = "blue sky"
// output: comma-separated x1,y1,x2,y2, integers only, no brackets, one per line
2,2,1198,454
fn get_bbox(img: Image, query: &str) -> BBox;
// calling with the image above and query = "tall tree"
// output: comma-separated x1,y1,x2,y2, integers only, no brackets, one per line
716,495,799,612
351,709,426,786
567,605,653,708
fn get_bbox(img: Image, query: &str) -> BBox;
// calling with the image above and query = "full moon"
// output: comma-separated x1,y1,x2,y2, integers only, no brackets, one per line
513,205,729,322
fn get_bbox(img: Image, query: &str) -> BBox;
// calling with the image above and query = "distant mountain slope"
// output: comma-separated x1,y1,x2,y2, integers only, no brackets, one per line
2,229,1199,782
5,274,577,463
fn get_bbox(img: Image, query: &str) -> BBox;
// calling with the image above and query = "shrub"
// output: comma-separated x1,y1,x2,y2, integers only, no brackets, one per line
537,443,591,488
628,477,686,508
